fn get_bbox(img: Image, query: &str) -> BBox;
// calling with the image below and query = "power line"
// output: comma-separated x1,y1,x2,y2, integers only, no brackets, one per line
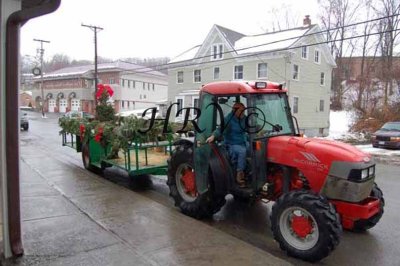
121,27,400,78
119,13,400,74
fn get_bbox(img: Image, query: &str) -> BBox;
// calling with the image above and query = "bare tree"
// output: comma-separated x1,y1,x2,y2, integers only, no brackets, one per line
374,0,400,107
44,53,71,72
354,0,381,112
318,0,361,110
266,4,300,32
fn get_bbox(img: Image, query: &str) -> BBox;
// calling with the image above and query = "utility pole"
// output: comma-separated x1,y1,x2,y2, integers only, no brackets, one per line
81,23,103,110
33,38,50,118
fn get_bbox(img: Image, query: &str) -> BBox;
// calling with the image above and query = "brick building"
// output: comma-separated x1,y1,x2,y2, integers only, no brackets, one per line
31,61,167,114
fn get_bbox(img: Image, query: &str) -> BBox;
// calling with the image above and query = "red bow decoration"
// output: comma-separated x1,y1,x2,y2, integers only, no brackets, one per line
96,84,114,99
79,124,86,141
94,127,104,143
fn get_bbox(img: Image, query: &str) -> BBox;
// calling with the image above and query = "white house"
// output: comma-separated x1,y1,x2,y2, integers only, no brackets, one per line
167,16,336,137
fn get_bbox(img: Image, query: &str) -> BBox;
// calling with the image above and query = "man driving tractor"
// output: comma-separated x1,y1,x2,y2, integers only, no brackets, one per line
206,102,247,187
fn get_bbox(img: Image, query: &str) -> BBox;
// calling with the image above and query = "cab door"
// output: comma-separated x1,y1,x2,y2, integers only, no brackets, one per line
194,92,216,194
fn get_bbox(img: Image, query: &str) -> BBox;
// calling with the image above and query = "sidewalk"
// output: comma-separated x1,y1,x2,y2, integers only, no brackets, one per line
2,140,291,265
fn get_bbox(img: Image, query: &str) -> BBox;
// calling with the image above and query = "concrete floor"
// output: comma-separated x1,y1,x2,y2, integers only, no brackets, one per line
2,136,291,266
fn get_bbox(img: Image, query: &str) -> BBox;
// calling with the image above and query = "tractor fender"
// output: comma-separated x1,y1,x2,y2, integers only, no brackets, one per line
208,144,233,196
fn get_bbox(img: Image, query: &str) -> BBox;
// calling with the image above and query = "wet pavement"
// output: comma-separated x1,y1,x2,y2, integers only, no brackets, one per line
3,112,291,265
4,111,400,266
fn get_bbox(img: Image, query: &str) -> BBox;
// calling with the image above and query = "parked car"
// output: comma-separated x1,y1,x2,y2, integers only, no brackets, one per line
60,111,95,120
20,111,29,131
372,121,400,149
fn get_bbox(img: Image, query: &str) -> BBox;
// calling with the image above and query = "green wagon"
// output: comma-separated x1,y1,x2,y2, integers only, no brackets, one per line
62,132,173,177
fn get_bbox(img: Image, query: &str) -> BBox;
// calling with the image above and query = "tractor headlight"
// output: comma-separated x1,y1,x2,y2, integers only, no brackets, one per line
369,166,375,176
361,169,369,179
348,165,375,181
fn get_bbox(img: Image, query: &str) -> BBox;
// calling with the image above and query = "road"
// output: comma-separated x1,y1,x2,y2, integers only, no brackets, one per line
20,111,400,266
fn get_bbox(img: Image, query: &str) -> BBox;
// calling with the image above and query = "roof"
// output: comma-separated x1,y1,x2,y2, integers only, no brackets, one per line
169,25,315,64
201,81,287,95
235,27,312,55
169,46,201,64
215,25,245,48
39,61,166,79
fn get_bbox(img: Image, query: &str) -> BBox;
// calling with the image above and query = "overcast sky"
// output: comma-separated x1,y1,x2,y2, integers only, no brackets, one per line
21,0,319,61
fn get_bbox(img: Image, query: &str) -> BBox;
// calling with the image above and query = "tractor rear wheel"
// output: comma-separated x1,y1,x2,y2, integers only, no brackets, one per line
352,183,385,232
271,190,342,262
167,144,225,219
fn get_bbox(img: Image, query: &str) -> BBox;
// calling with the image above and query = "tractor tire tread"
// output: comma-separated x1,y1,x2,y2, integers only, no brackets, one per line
271,190,342,262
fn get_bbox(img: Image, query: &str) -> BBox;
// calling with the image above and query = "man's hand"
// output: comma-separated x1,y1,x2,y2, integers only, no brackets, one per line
206,135,215,143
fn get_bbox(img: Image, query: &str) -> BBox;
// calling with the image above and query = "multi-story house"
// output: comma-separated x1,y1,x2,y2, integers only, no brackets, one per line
31,61,167,114
167,16,336,136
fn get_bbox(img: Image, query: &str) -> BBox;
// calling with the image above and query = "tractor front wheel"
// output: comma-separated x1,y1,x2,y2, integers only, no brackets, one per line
167,144,225,219
352,183,385,232
271,190,342,262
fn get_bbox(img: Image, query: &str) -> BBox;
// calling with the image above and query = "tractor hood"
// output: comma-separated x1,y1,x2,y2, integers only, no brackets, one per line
266,136,373,192
267,136,372,170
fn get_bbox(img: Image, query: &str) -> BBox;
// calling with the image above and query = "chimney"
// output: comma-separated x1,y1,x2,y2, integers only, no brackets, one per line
303,15,311,27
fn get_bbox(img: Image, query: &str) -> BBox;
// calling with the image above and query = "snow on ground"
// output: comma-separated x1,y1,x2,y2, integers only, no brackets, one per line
326,111,400,161
328,111,353,140
356,144,400,157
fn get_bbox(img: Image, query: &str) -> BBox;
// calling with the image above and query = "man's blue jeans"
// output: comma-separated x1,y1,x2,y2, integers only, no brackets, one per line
226,144,246,172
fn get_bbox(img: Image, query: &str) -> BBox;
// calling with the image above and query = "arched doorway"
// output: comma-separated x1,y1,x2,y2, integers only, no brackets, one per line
46,93,55,112
68,92,80,111
57,92,66,113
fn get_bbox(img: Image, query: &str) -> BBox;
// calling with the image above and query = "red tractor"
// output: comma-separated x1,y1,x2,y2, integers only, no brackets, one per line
167,81,384,262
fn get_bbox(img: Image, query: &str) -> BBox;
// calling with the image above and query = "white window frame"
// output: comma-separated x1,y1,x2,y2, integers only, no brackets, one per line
314,49,321,64
194,69,201,83
301,46,308,59
175,96,185,119
211,43,224,60
234,65,244,80
292,96,299,114
292,64,300,80
257,63,268,79
177,71,184,84
213,67,220,80
192,96,199,118
320,72,325,86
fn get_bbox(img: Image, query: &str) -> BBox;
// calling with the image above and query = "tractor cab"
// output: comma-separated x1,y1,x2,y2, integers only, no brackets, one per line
193,81,297,197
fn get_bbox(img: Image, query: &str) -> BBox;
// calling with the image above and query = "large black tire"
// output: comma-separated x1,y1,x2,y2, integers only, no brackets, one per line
82,141,101,174
167,144,225,219
271,190,342,262
352,183,385,232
